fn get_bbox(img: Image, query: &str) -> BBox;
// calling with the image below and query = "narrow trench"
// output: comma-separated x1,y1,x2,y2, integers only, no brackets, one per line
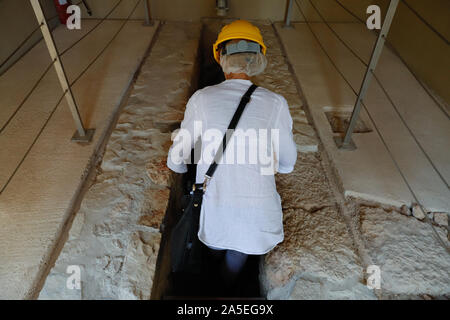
155,23,263,299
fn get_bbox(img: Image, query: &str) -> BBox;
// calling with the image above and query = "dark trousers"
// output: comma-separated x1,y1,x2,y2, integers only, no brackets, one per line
208,245,249,287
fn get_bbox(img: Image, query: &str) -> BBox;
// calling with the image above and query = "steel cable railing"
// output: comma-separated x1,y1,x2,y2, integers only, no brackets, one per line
0,61,55,135
293,0,449,253
0,0,124,136
0,0,144,195
305,0,450,189
333,0,368,24
333,0,450,118
69,0,141,86
400,0,449,45
0,1,85,75
0,23,43,74
59,0,124,56
335,0,450,46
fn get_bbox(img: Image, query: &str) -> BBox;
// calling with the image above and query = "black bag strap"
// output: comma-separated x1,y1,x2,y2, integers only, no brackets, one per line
202,83,258,190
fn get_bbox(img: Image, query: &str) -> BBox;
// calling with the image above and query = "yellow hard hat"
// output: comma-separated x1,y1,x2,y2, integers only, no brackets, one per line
213,20,267,63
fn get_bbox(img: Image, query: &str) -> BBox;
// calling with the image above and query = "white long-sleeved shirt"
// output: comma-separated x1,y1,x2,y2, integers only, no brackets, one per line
167,79,297,254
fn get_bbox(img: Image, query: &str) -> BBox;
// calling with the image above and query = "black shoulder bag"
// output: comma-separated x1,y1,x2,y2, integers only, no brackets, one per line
170,84,258,273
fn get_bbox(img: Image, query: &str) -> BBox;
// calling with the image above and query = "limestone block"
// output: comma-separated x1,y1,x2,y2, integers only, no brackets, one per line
68,211,85,241
293,133,319,153
118,231,161,300
39,266,84,300
261,205,364,298
288,277,376,300
412,203,426,220
146,157,172,187
290,109,309,124
138,188,171,229
433,212,448,227
289,278,322,300
359,206,450,296
39,22,201,299
400,204,411,216
275,154,335,211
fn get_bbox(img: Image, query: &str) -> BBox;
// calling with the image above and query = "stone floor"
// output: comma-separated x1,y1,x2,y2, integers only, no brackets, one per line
39,21,202,300
38,20,449,300
0,19,158,300
275,22,450,213
357,205,449,298
271,21,449,299
261,153,375,300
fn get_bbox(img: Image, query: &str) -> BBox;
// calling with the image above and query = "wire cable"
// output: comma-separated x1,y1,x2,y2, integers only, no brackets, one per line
59,0,124,56
333,0,366,24
0,1,85,76
0,92,65,195
0,60,55,135
69,0,141,86
0,0,143,196
0,0,124,135
294,0,449,253
333,0,450,118
0,23,43,73
336,0,450,46
306,0,449,189
400,0,449,45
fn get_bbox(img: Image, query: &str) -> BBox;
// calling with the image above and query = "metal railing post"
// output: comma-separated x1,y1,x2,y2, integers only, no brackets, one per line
143,0,153,26
30,0,94,142
336,0,399,150
284,0,294,28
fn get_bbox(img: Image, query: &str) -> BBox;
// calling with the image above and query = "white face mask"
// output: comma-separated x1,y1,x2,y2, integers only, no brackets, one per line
219,52,267,77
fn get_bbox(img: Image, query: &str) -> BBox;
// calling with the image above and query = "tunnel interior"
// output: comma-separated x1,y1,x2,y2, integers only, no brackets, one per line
2,0,449,301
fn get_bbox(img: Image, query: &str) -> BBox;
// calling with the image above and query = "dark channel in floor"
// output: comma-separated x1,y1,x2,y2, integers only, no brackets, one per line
163,22,263,299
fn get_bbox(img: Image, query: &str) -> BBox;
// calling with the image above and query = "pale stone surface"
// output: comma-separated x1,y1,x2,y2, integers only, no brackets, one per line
359,206,450,297
0,20,158,299
260,153,375,300
433,213,448,227
275,22,450,213
250,23,448,299
228,22,370,300
36,19,449,301
39,22,201,300
400,204,412,216
252,24,319,153
332,22,450,185
412,203,426,220
68,210,85,241
289,276,374,300
118,231,161,300
39,266,84,300
138,188,171,229
146,158,172,187
289,278,321,300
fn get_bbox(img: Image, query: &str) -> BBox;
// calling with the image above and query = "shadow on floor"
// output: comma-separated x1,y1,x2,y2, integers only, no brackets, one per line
164,244,263,299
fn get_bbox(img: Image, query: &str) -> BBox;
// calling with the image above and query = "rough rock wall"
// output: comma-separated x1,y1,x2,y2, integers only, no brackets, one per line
248,23,374,300
38,19,449,300
250,21,449,300
39,22,202,300
255,21,449,300
260,152,376,300
357,205,450,298
252,24,319,153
